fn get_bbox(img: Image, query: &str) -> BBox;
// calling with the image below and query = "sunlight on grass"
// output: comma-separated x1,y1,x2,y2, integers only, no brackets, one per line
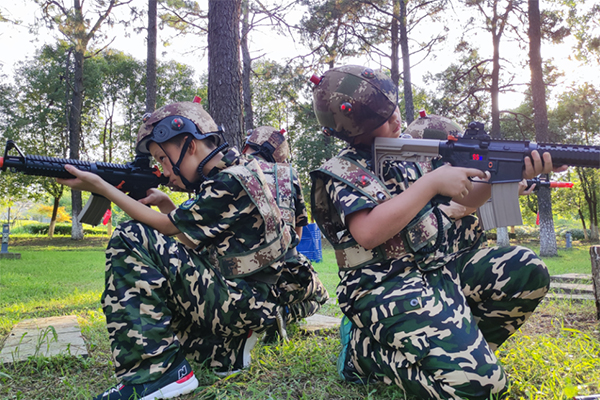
1,236,599,399
500,329,600,399
0,290,103,336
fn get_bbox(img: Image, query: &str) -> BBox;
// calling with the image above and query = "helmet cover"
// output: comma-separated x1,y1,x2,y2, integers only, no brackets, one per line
311,65,398,142
245,126,290,163
136,101,222,154
405,113,463,140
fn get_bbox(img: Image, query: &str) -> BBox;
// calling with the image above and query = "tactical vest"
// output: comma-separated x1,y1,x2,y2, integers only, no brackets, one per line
215,158,291,279
311,155,450,271
254,159,296,229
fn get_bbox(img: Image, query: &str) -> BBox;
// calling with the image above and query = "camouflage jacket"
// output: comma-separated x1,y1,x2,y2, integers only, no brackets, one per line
170,148,290,279
254,158,308,248
310,145,481,272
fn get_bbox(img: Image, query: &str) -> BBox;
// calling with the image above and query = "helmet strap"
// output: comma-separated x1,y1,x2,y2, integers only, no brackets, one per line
159,137,229,192
247,143,276,163
195,142,229,185
159,135,197,191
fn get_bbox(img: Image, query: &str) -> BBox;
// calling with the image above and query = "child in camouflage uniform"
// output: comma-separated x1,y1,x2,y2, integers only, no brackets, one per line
309,65,557,399
243,126,329,342
58,101,290,400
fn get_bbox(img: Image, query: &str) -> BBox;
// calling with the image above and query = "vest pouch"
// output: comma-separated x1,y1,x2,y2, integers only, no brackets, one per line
404,207,450,253
404,208,452,273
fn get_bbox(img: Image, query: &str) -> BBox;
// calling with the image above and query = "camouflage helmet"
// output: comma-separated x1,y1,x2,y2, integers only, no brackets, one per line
310,65,398,142
405,110,463,140
135,101,223,155
244,126,290,163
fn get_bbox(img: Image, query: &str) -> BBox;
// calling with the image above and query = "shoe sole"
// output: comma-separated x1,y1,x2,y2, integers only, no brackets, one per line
140,372,199,400
214,330,259,377
275,309,288,342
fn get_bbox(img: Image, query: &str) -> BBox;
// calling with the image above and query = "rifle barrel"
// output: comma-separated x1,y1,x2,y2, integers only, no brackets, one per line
535,143,600,169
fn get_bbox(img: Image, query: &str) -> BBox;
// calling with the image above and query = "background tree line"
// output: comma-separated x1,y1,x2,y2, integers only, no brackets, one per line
0,0,598,254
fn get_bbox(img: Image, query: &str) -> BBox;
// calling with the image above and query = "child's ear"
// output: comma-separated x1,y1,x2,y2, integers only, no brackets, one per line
187,137,197,154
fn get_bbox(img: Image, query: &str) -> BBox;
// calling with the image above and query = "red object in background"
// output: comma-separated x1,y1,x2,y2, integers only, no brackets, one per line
536,212,540,226
102,209,112,225
309,74,322,85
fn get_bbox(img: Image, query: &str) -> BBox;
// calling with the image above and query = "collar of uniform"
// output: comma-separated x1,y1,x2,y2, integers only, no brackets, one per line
338,145,373,170
206,147,242,177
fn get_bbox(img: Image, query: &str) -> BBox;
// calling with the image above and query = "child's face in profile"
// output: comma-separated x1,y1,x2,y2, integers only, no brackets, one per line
371,106,402,139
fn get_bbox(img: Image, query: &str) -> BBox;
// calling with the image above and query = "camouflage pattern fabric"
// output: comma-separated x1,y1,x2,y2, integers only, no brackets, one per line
404,113,463,139
310,146,460,272
311,145,550,399
254,158,329,321
246,126,290,163
171,149,289,279
102,149,286,385
311,65,398,141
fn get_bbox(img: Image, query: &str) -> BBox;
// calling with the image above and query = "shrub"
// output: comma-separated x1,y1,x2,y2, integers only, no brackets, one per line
567,228,592,241
25,223,108,236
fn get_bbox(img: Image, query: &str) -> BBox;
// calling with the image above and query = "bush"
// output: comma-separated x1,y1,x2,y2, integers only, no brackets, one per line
25,223,108,236
566,228,592,241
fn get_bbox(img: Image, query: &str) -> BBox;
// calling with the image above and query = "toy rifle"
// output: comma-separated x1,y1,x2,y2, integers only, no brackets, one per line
373,121,600,230
0,140,169,226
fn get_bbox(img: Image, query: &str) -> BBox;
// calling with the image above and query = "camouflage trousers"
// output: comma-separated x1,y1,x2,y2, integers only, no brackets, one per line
276,251,329,323
338,245,550,400
101,221,280,385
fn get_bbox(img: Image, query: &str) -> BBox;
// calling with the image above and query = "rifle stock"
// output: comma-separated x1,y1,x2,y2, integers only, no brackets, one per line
1,140,169,226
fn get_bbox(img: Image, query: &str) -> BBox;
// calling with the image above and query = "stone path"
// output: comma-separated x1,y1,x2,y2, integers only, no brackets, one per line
0,315,87,365
547,273,595,302
0,313,341,365
300,314,342,333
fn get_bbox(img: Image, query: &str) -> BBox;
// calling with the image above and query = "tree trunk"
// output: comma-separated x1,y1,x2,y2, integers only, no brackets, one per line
241,0,254,131
208,0,244,149
490,30,501,139
579,208,589,240
529,0,557,256
390,0,400,89
70,48,84,240
590,246,600,320
496,226,510,247
398,0,413,125
146,0,157,113
48,197,60,238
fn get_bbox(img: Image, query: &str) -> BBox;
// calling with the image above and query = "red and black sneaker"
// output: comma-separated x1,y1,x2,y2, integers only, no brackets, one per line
94,358,198,400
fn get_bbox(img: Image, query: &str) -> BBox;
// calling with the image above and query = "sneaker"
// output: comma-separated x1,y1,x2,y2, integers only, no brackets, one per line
94,358,198,400
337,316,376,385
214,330,258,377
262,306,289,344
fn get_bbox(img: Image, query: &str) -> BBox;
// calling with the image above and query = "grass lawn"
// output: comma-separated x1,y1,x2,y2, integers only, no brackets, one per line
0,236,599,399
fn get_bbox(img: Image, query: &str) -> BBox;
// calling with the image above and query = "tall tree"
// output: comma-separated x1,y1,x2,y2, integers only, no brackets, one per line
424,45,493,126
528,0,557,255
241,0,254,131
208,0,244,148
146,0,158,113
462,0,524,138
34,0,129,239
553,83,600,241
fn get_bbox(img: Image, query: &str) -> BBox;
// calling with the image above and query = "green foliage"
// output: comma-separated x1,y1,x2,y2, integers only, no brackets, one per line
22,223,107,236
498,300,600,399
299,0,378,66
1,239,599,398
423,44,492,126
